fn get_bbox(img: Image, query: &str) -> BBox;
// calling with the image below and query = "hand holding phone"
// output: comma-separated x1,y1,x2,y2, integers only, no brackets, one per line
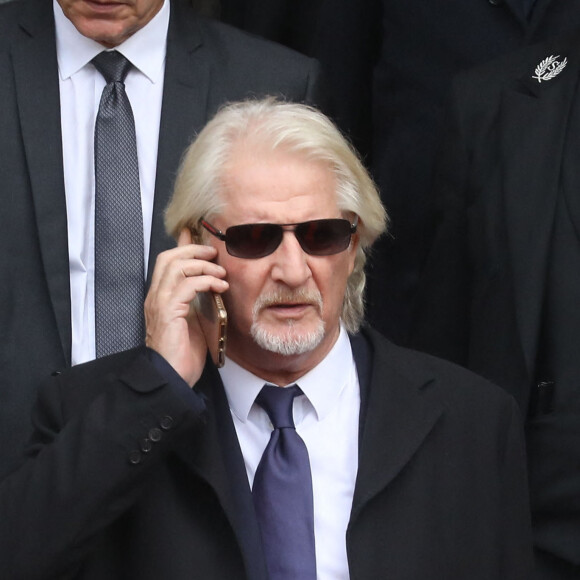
144,228,228,385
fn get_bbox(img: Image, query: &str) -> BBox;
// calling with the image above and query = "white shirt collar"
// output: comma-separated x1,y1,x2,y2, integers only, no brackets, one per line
53,0,169,83
220,324,355,424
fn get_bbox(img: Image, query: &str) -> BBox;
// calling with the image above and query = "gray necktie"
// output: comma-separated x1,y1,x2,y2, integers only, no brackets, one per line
92,50,145,358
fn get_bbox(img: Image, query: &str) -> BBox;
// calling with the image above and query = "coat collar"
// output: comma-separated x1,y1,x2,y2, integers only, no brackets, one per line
171,362,269,580
499,33,580,374
349,328,445,524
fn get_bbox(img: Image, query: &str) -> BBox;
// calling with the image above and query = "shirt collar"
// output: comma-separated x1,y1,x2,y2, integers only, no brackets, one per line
220,324,355,423
53,0,169,83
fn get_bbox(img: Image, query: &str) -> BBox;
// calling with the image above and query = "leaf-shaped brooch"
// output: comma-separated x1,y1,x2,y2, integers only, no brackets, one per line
532,55,568,83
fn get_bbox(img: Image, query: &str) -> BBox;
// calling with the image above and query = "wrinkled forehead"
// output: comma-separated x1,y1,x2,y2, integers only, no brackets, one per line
217,145,338,216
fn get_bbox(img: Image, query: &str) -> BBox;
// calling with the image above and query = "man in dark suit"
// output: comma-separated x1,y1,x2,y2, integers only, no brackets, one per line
215,0,580,344
411,31,580,580
0,99,532,579
0,0,323,478
367,0,580,344
217,0,380,157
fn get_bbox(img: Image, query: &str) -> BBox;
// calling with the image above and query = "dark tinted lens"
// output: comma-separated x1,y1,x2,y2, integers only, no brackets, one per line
295,219,352,255
226,223,282,258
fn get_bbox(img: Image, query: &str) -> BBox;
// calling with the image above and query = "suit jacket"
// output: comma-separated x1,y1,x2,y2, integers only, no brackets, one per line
363,0,580,343
0,0,323,478
218,0,381,156
411,32,580,579
216,0,580,343
0,327,532,579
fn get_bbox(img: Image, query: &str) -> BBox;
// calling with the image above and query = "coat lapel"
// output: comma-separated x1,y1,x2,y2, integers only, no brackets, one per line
184,336,443,573
173,364,268,580
558,72,580,246
526,0,555,39
499,37,580,375
488,0,558,38
350,332,444,523
147,0,210,283
12,4,71,363
499,0,553,32
499,0,532,29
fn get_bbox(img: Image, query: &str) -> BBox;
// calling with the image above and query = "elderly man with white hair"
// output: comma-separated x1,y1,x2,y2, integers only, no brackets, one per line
0,99,532,580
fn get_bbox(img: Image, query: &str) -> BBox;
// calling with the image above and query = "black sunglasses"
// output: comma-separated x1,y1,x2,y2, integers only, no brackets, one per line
201,217,358,259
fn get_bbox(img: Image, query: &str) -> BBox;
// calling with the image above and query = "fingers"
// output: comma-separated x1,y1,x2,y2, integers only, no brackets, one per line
146,243,229,327
177,227,193,247
148,242,227,299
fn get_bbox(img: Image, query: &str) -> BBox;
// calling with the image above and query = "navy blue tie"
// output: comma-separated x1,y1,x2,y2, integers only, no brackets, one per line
253,385,317,580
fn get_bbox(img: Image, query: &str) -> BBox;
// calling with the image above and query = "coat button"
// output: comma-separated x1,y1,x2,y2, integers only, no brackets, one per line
489,0,503,5
128,450,142,465
149,427,162,442
160,415,174,430
141,438,153,453
51,370,62,377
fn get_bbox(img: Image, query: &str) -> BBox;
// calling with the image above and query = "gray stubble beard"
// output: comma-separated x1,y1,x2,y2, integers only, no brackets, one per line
250,289,325,356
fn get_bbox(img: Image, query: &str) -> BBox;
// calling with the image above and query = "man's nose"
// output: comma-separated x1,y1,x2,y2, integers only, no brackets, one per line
270,231,312,287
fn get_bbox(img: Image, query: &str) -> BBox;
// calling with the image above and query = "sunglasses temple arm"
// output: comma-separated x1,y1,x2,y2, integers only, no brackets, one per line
201,220,227,241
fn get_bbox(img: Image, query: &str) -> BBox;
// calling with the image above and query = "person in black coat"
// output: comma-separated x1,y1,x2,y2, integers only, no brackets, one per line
0,99,532,580
0,0,323,478
218,0,580,343
411,31,580,579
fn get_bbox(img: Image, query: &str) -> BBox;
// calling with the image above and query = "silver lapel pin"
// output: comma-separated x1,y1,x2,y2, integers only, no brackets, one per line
532,55,567,83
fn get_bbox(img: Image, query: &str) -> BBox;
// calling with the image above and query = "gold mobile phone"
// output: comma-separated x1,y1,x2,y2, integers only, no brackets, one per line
195,292,228,368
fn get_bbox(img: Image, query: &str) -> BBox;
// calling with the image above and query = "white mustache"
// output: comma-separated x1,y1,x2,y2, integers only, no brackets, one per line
253,288,323,316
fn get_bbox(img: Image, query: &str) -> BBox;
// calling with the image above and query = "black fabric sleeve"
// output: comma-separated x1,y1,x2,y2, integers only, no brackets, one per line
0,350,207,580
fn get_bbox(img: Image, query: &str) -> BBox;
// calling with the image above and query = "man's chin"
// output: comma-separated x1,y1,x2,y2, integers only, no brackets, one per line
250,322,325,356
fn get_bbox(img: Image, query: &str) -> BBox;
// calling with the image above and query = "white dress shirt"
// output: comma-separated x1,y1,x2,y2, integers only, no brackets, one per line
54,0,169,365
220,324,360,580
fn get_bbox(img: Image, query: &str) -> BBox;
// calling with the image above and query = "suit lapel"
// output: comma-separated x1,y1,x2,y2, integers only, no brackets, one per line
558,73,580,248
350,332,444,523
500,0,532,29
526,0,555,39
499,38,580,375
12,4,71,363
186,336,443,573
148,0,210,283
173,364,268,580
495,0,555,36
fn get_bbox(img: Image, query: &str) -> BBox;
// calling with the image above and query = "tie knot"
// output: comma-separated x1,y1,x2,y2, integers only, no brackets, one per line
92,50,132,84
256,384,302,429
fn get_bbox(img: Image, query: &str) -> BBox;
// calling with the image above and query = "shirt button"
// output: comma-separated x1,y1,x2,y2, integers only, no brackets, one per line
149,427,162,442
160,415,174,430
